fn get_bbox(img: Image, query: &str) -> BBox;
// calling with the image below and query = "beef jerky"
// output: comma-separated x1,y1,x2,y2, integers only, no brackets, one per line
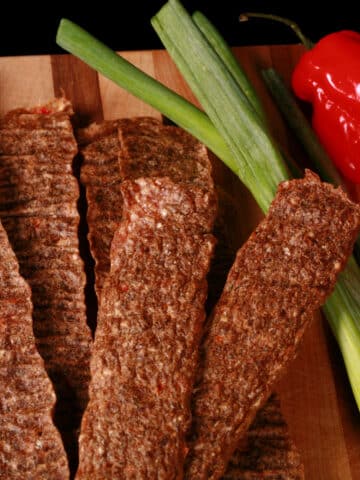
118,119,213,189
78,119,129,298
223,394,304,480
204,191,304,480
78,116,215,298
76,176,216,479
0,155,78,215
80,118,304,477
0,220,69,479
0,98,92,473
185,170,360,479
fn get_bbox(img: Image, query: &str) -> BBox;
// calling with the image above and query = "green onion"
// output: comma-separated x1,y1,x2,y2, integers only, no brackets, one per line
261,68,344,187
324,258,360,406
56,3,360,409
152,1,360,409
191,14,302,179
151,0,289,213
192,10,265,122
56,19,236,174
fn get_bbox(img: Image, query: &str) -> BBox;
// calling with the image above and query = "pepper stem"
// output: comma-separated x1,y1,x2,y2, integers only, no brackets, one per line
239,13,313,50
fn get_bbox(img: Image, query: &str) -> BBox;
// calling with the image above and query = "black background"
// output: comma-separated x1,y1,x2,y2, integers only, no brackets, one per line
1,1,359,56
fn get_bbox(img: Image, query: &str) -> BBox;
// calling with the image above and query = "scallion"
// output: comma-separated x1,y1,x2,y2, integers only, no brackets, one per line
192,10,265,122
261,68,344,187
151,0,289,213
151,1,360,410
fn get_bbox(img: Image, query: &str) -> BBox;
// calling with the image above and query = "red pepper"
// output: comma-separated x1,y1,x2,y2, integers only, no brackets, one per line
292,30,360,183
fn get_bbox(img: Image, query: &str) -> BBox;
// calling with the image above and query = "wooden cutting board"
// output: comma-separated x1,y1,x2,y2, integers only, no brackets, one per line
0,45,359,480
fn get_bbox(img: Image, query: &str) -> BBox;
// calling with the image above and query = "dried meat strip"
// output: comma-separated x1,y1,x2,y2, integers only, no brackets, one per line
204,191,305,480
76,177,216,479
78,119,127,298
223,394,304,480
185,170,360,479
118,119,213,188
79,116,215,299
78,117,162,298
80,118,305,477
0,98,92,473
0,220,69,479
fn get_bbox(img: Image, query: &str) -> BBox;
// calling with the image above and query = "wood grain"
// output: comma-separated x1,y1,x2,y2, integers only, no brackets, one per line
99,50,160,120
0,45,359,480
0,55,54,114
51,53,104,126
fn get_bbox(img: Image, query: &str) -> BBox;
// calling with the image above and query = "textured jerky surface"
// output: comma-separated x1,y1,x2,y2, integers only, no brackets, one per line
202,191,304,480
0,220,69,479
78,119,126,298
185,170,360,480
78,116,216,299
0,98,92,473
223,394,304,480
76,177,216,479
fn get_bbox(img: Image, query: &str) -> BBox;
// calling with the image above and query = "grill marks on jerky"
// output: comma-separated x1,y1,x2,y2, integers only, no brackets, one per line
78,116,216,299
0,221,69,479
0,98,92,474
185,171,360,480
223,394,304,480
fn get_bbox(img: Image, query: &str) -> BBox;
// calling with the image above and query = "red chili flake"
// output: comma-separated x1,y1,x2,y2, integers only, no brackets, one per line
214,335,224,344
157,381,164,393
7,297,19,304
31,218,42,231
120,284,129,292
39,107,51,114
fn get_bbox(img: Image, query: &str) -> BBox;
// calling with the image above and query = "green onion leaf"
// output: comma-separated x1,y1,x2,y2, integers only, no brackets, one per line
192,10,265,122
261,68,344,187
151,0,289,213
56,18,236,174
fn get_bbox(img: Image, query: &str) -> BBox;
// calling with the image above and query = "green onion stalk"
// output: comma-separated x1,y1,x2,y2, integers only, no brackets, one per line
56,0,360,409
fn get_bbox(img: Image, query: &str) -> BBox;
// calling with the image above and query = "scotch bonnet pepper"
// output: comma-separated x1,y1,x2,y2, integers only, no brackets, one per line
292,30,360,184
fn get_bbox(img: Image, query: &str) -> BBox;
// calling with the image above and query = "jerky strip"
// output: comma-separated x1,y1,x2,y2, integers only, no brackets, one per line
0,98,92,473
185,170,360,479
223,394,304,480
203,191,305,480
0,220,69,479
76,177,216,479
78,116,216,298
78,119,130,298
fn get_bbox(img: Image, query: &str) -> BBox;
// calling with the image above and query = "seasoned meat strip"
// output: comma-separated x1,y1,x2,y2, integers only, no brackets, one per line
185,170,360,479
223,394,304,480
78,117,161,298
0,220,69,479
76,177,216,479
202,190,305,480
0,98,92,474
78,116,215,299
